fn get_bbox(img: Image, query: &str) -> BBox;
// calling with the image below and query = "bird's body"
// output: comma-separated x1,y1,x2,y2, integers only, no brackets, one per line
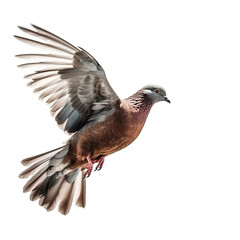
15,25,170,215
68,94,153,168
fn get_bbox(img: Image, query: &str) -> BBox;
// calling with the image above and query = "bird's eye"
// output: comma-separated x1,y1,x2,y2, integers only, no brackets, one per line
154,89,160,94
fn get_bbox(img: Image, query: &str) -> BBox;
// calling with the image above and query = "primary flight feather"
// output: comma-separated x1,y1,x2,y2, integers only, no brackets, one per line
15,24,170,215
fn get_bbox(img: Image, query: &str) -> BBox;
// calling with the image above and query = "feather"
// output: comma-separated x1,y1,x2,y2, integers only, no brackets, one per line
92,101,109,111
33,77,62,92
54,145,69,158
76,46,100,67
30,173,60,201
58,181,76,215
19,158,50,179
67,117,84,133
33,78,62,92
29,73,58,85
59,68,84,78
24,70,58,79
75,173,86,208
55,102,74,124
21,146,64,166
47,162,69,177
31,24,79,52
16,53,72,61
49,145,69,166
38,83,65,100
46,90,67,104
23,165,48,192
14,35,74,55
65,169,80,183
34,67,71,73
40,176,65,211
65,110,83,133
18,61,72,69
70,94,87,112
18,25,75,51
50,96,69,113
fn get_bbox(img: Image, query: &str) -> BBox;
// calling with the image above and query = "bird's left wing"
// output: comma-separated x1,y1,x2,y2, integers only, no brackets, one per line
15,25,120,133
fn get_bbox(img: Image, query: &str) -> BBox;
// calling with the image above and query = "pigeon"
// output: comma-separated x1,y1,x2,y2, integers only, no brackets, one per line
15,25,170,215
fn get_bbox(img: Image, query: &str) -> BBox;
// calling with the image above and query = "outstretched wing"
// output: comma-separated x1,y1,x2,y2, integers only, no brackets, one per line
15,24,120,134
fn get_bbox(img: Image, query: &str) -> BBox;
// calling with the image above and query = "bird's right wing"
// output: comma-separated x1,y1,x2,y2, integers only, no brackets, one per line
15,24,120,134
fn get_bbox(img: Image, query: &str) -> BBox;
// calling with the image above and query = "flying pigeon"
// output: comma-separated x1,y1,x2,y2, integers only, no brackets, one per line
15,25,170,215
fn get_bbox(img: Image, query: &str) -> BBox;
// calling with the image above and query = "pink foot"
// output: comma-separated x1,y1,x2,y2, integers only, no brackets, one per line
82,155,93,178
93,156,105,171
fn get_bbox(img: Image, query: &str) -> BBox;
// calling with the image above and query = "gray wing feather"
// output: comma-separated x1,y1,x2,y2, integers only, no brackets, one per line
16,25,120,133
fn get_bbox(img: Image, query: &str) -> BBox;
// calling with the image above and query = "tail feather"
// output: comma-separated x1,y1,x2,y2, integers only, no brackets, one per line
21,146,65,166
19,145,86,215
39,176,65,211
58,181,76,215
23,165,48,192
75,173,86,207
49,145,69,166
30,172,60,201
65,169,79,183
19,158,49,179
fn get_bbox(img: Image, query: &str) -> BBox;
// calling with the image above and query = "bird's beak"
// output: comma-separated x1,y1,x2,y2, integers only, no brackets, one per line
163,96,171,103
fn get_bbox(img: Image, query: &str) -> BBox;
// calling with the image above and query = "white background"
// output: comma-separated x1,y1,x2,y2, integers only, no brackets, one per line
1,0,240,239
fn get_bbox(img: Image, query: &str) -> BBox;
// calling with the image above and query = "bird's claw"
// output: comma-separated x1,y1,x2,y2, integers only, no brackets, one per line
82,167,93,179
93,157,105,171
82,162,93,178
94,163,102,171
82,156,105,178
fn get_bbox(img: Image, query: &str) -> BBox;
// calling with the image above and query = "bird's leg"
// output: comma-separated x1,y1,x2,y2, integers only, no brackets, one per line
93,156,105,171
82,155,93,178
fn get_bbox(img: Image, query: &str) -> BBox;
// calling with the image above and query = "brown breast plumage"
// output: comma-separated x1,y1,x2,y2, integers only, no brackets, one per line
69,102,149,168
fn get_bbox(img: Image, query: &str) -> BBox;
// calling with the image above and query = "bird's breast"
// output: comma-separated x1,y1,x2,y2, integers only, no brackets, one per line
73,108,147,159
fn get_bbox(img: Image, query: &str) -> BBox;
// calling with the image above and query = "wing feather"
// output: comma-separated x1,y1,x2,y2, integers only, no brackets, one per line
14,35,75,55
15,25,120,134
16,53,72,61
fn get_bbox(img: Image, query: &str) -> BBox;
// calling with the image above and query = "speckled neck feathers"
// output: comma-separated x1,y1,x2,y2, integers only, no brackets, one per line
125,90,153,119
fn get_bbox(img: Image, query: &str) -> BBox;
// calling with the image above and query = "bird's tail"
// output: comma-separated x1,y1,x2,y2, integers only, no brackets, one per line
19,145,86,215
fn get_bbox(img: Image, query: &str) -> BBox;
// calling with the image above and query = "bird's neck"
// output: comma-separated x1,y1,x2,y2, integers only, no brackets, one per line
124,91,153,120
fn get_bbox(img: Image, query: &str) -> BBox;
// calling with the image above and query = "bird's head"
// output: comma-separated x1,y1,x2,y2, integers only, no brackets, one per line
142,85,170,104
